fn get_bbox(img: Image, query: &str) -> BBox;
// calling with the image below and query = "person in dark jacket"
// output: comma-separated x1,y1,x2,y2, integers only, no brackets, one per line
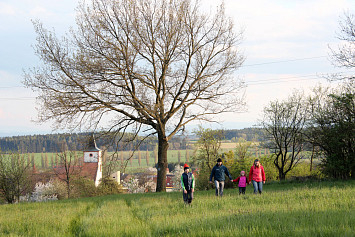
181,163,195,204
209,158,232,197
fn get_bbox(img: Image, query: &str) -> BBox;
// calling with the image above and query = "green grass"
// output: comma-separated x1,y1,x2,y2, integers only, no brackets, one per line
0,180,354,236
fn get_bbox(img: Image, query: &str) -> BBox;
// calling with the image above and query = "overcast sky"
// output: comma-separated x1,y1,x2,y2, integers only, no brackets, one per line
0,0,354,137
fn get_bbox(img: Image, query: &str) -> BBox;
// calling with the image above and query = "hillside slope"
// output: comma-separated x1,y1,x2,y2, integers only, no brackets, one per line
0,180,354,236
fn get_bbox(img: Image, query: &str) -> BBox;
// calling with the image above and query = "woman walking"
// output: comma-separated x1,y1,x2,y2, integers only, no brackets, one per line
248,159,265,194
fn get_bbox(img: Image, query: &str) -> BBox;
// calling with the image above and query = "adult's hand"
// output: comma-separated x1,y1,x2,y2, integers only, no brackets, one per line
209,181,213,184
184,189,187,194
263,181,265,184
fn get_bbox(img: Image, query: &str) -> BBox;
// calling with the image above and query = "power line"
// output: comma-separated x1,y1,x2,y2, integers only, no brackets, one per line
0,57,352,100
246,70,355,86
242,56,328,67
247,75,324,86
0,71,353,100
250,71,354,83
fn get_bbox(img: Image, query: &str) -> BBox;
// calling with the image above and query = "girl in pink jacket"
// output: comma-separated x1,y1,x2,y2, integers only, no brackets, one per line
231,171,249,195
248,159,265,194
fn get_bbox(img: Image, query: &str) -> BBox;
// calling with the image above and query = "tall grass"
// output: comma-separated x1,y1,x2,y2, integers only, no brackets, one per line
0,180,354,236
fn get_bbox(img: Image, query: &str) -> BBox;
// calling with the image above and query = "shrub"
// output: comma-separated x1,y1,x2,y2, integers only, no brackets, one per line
194,167,214,191
258,155,278,181
29,180,58,202
51,179,68,200
71,177,97,198
97,177,124,195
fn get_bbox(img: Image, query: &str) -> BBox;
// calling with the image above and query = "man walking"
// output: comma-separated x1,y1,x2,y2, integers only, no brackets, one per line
209,158,233,197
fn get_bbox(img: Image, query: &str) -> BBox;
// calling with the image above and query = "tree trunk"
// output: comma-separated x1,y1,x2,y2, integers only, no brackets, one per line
279,170,286,181
156,135,169,192
66,178,70,199
310,145,315,172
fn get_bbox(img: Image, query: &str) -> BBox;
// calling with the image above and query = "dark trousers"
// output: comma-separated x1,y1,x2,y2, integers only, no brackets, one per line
214,180,225,196
183,190,193,204
239,187,246,195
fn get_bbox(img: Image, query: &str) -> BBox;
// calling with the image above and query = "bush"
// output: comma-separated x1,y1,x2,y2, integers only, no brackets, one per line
29,180,58,202
194,167,214,191
71,177,97,198
51,179,68,200
97,177,124,196
258,155,278,181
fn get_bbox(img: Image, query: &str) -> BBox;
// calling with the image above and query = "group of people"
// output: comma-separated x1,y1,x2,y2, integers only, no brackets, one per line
180,159,266,204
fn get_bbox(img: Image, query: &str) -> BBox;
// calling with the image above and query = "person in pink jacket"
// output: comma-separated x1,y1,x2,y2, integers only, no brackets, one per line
231,170,249,195
248,159,265,194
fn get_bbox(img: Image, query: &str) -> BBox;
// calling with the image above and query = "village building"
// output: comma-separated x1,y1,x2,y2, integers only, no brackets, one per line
82,136,103,187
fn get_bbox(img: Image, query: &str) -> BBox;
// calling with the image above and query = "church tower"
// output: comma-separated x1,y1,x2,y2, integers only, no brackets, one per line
84,135,101,162
83,135,102,187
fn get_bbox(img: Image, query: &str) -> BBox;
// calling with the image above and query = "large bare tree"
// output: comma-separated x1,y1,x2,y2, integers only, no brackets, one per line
24,0,245,192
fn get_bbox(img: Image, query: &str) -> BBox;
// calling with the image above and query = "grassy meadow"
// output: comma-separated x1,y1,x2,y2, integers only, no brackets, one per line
0,180,354,236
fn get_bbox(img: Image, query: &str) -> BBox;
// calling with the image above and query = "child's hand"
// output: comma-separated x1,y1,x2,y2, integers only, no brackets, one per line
231,180,233,182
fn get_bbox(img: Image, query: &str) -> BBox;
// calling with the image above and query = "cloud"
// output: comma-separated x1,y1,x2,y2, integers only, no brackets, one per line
29,6,53,19
223,0,354,60
0,2,16,15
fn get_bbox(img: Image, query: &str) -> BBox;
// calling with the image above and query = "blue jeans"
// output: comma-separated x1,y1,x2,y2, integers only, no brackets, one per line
252,180,263,194
214,180,225,196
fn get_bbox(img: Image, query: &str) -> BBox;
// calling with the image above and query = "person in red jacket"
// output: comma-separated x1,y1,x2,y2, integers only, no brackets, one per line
248,159,265,194
231,170,249,195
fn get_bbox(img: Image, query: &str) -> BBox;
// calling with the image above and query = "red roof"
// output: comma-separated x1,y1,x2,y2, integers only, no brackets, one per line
81,163,98,181
53,163,98,182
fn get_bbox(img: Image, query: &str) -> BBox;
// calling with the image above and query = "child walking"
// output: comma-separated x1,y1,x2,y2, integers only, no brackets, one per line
231,171,249,195
181,164,195,204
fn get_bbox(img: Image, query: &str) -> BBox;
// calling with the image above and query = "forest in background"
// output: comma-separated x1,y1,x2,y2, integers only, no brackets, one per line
0,128,265,153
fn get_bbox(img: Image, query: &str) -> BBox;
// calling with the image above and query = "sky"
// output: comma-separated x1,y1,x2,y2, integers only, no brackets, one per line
0,0,354,137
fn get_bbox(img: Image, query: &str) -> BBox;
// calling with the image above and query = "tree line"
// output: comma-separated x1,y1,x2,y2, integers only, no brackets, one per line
0,128,265,154
223,128,267,142
0,133,188,153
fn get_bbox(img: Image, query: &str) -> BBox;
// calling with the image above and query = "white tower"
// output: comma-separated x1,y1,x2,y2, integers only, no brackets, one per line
83,135,102,186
